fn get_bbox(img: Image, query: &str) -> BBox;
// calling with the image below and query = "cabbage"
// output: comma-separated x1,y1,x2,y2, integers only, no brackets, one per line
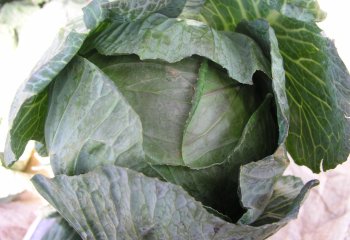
3,0,349,239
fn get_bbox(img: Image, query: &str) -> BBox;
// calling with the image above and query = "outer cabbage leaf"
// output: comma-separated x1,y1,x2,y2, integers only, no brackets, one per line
273,15,350,171
89,13,270,85
42,219,79,240
3,18,89,167
4,89,48,167
82,0,187,29
181,0,325,28
45,56,147,176
278,0,326,22
252,176,318,226
32,162,315,240
187,0,350,171
83,0,222,28
238,146,319,225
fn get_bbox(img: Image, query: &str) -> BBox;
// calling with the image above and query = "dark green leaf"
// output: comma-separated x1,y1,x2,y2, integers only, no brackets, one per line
4,18,89,167
187,0,325,30
4,89,48,166
193,0,350,171
272,15,350,171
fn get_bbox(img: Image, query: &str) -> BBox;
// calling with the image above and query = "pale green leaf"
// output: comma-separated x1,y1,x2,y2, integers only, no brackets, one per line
45,56,147,175
181,60,261,168
89,55,201,168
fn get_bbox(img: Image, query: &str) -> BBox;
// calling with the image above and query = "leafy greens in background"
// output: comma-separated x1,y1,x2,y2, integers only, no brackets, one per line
0,1,42,50
2,0,349,239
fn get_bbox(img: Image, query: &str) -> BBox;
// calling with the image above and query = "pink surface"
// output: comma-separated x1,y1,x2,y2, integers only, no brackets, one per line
0,191,45,240
270,159,350,240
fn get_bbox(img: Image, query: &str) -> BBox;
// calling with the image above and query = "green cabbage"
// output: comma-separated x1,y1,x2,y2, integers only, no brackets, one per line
3,0,349,239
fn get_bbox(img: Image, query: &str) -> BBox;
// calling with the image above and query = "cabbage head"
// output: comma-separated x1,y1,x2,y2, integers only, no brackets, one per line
3,0,349,239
